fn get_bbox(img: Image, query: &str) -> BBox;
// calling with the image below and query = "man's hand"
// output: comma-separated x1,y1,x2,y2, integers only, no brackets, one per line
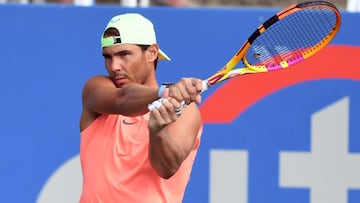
166,78,203,105
148,97,183,134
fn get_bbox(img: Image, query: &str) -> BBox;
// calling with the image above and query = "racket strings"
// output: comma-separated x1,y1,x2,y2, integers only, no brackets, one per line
246,6,338,69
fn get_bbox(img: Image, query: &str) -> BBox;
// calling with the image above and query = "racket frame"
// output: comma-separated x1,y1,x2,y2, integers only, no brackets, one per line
204,0,341,89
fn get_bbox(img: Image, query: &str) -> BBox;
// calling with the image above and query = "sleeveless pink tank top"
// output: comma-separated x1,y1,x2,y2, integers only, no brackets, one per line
79,113,202,203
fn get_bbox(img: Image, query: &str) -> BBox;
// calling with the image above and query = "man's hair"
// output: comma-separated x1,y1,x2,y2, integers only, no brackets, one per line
103,28,159,69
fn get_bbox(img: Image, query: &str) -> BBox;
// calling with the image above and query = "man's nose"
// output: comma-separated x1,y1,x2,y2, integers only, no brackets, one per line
109,58,122,72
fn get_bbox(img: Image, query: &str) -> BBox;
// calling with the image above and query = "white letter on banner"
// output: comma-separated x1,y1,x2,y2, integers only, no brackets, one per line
210,150,248,203
280,97,360,203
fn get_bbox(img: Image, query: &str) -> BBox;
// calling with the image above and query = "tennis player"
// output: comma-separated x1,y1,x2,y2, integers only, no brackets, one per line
79,13,203,202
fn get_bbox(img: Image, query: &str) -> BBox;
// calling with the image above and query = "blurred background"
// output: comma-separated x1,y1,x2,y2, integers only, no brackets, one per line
1,0,360,203
0,0,351,10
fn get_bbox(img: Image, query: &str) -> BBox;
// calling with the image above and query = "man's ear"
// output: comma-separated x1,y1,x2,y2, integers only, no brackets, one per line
146,44,159,62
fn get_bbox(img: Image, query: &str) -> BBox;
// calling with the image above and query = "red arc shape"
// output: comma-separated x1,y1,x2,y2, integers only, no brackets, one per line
200,45,360,123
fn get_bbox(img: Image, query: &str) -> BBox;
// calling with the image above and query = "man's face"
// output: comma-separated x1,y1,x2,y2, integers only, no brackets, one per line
102,44,152,88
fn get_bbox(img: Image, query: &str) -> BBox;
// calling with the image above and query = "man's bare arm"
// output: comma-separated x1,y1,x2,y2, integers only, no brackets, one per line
82,75,159,116
148,103,202,179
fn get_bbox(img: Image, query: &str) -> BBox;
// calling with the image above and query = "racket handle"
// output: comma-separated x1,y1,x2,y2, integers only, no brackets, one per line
201,80,210,93
172,80,209,115
148,80,209,115
148,98,186,115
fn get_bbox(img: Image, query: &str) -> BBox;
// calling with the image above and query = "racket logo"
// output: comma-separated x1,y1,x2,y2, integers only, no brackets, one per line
254,53,261,59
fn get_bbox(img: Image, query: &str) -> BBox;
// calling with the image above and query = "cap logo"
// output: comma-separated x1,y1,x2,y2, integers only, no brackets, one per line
101,36,122,48
113,36,121,44
110,17,120,24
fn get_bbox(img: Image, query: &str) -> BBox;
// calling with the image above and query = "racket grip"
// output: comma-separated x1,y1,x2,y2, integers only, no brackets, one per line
148,80,209,115
174,80,208,115
201,80,210,93
148,98,185,115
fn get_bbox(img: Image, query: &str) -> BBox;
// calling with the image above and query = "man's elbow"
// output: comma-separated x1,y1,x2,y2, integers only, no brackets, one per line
156,167,178,179
150,160,181,179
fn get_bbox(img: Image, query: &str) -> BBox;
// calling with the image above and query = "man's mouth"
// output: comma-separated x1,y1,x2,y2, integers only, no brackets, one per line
114,77,126,85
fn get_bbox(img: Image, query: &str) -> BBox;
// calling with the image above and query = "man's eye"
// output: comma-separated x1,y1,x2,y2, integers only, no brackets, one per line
120,52,130,56
102,54,111,59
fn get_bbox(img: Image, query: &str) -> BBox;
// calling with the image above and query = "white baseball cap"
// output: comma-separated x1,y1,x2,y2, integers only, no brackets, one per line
101,13,170,61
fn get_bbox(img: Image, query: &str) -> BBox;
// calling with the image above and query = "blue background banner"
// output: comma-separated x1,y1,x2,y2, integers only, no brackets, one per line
0,4,359,203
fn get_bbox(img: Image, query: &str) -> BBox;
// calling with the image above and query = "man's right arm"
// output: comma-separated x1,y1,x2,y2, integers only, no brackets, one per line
80,75,159,131
82,75,159,116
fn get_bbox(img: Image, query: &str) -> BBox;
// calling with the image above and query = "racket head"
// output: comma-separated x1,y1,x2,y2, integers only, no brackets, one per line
206,1,341,86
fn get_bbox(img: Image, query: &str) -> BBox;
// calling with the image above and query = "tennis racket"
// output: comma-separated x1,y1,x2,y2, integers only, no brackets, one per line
149,0,341,113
